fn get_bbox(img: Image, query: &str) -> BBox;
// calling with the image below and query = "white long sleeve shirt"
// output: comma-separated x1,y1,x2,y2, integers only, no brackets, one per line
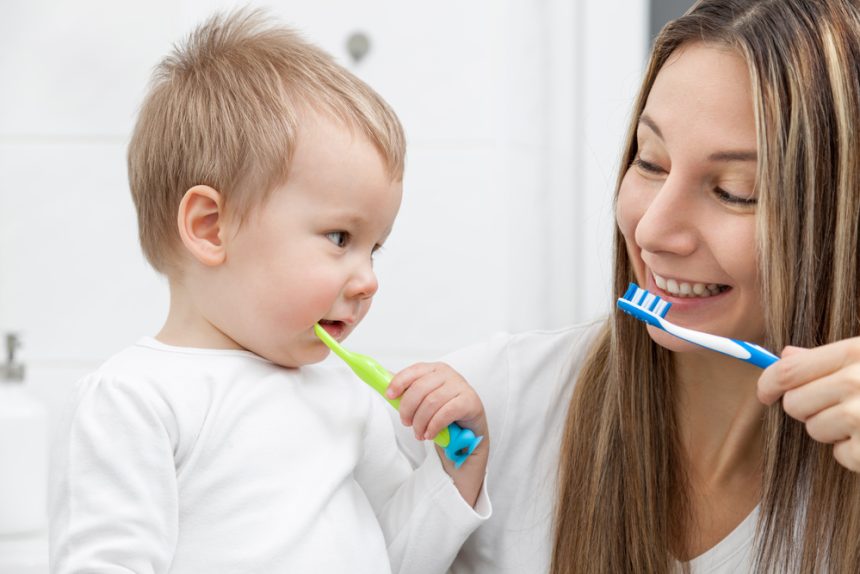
396,322,756,573
50,337,489,574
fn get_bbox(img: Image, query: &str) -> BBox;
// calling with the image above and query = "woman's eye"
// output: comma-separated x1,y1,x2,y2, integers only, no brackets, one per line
325,231,349,247
714,187,757,207
632,157,666,175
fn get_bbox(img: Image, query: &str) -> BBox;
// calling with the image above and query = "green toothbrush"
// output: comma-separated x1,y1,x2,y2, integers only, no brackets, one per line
314,323,482,468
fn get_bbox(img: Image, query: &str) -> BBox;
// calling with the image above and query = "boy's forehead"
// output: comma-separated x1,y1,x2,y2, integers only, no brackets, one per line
294,106,401,180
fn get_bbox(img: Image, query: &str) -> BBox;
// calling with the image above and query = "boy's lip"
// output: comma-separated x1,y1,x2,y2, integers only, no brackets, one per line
317,319,348,340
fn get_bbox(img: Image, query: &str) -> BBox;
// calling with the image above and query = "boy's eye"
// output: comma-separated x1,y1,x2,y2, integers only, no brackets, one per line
326,231,349,247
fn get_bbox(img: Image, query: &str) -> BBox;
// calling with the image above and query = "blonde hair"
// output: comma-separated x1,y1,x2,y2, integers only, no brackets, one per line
552,0,860,572
127,9,405,274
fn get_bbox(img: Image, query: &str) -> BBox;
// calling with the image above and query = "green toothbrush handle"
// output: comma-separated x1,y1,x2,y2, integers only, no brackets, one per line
314,323,483,467
345,357,483,468
345,357,455,446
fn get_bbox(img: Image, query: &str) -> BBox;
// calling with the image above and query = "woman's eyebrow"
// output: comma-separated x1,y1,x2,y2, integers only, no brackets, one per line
641,113,756,162
638,114,663,139
708,150,757,162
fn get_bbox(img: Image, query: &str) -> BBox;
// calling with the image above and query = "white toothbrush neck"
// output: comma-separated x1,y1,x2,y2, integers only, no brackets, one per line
658,317,751,360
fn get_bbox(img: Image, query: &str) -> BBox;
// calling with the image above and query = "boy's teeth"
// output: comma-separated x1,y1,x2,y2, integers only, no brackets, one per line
652,272,725,298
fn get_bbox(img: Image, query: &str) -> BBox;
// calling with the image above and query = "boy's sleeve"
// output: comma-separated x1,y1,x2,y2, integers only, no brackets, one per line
50,375,179,574
354,389,491,574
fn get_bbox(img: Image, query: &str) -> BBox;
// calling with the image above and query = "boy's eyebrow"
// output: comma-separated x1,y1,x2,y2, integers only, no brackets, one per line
640,113,756,162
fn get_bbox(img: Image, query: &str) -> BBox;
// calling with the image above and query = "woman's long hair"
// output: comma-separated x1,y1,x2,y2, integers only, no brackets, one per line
551,1,860,572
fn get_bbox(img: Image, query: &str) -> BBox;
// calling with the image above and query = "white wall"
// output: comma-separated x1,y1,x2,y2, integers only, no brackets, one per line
0,1,647,568
0,0,647,433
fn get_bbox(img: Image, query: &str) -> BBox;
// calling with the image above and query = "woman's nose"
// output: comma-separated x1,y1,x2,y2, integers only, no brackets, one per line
633,174,699,257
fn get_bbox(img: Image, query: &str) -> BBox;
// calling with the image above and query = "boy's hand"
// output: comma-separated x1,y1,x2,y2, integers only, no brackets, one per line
387,362,489,506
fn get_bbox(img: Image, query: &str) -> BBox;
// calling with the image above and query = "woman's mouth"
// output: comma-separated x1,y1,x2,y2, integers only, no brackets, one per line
651,271,731,299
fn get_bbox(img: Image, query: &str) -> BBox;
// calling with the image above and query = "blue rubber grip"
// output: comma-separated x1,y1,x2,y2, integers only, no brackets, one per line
443,423,483,469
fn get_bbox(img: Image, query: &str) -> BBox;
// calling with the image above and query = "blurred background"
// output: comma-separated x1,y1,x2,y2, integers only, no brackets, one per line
0,0,691,570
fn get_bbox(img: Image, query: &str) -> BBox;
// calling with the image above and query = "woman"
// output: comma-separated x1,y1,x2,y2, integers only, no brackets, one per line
390,0,860,571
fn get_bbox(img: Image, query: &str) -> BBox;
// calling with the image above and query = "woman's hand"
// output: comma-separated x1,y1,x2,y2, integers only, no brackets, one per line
758,338,860,472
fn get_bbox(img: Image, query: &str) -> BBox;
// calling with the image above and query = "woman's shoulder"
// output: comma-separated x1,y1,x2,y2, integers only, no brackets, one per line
441,320,606,431
443,319,606,381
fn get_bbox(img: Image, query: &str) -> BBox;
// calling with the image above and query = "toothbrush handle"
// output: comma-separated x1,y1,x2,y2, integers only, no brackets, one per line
658,319,780,369
350,359,484,468
734,340,780,368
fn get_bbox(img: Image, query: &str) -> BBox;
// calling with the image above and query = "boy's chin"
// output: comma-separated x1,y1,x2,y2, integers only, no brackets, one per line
260,345,329,369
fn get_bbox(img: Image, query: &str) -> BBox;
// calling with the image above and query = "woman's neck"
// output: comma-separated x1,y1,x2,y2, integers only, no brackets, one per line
674,350,765,486
673,350,765,560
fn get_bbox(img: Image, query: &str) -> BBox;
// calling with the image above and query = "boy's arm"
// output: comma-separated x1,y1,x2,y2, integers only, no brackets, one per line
50,376,178,574
354,385,491,574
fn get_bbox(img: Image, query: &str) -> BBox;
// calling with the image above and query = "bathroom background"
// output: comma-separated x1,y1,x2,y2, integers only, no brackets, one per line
0,0,691,570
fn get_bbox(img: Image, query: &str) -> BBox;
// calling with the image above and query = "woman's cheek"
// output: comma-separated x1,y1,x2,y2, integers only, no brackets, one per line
615,170,642,240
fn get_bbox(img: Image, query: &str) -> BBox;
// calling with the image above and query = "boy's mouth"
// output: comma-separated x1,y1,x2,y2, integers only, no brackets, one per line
318,319,347,339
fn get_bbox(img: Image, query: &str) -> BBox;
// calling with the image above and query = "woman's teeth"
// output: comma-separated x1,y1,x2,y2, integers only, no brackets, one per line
653,272,727,298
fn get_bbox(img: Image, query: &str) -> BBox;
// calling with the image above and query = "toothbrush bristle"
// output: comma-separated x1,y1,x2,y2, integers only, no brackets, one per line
622,283,637,301
617,283,672,320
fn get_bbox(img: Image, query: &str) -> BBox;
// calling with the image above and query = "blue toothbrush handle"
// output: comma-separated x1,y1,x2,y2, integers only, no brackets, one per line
443,423,484,469
735,340,780,368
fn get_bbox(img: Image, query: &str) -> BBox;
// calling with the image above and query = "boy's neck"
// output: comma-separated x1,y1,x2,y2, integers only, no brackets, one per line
157,279,242,351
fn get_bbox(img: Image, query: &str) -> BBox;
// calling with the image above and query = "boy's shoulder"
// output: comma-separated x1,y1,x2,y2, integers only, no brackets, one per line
82,338,373,406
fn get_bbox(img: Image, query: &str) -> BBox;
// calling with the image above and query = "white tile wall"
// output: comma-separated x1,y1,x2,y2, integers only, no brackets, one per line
0,2,647,567
0,142,167,363
0,0,651,407
0,0,650,404
0,0,179,138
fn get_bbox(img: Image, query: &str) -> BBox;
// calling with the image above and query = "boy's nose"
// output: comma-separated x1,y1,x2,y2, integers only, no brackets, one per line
345,263,378,300
633,175,698,257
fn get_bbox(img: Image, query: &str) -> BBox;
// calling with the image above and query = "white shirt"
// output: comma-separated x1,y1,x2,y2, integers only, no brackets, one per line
50,337,489,574
396,322,756,573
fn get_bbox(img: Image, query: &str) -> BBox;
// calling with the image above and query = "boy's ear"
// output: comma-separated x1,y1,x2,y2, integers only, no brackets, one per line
177,185,229,266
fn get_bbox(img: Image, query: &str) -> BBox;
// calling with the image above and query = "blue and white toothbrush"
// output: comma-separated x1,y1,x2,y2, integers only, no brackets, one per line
616,282,779,369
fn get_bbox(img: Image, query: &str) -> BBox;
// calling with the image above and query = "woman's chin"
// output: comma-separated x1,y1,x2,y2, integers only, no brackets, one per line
646,325,703,354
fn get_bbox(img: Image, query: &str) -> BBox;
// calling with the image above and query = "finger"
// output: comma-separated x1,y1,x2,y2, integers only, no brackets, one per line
424,399,468,442
803,399,860,444
396,372,445,429
411,384,460,440
386,362,436,399
781,370,848,422
780,345,807,358
833,438,860,473
757,343,849,405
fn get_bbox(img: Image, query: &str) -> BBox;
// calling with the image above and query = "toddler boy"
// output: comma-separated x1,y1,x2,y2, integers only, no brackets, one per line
50,10,489,574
